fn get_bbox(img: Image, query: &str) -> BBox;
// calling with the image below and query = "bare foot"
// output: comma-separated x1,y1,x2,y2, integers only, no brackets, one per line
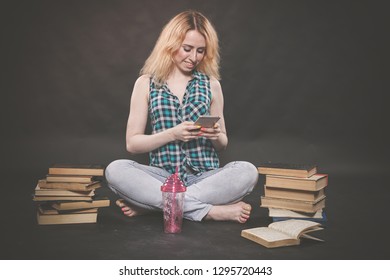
115,199,146,217
204,201,252,223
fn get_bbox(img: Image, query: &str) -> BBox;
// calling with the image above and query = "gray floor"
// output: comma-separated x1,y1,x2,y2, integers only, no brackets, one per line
1,171,389,260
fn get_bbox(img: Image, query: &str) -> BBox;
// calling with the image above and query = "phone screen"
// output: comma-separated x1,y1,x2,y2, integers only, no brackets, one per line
194,116,220,128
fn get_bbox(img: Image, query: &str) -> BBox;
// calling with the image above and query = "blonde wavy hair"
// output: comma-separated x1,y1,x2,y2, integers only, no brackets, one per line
140,10,220,85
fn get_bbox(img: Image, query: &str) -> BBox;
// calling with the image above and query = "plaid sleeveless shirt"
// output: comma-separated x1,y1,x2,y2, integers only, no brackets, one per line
148,71,220,182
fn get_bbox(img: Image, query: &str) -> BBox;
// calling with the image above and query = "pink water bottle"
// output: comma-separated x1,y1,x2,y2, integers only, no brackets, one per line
161,168,186,233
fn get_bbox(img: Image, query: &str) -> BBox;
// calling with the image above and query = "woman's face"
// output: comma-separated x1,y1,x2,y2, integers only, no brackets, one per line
173,30,206,74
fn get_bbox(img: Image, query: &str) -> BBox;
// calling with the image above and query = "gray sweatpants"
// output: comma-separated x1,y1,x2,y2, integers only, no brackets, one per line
105,160,259,221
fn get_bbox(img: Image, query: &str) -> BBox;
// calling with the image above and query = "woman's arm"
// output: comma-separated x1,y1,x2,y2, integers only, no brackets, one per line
126,75,201,154
204,78,228,151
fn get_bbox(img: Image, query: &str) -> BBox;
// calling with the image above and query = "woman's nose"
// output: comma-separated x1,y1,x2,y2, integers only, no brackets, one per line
189,50,197,61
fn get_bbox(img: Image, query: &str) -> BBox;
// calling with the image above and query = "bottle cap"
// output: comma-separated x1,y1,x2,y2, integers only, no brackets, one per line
161,167,186,193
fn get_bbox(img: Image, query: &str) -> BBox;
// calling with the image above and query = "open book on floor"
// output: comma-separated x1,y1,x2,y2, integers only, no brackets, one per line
241,219,324,248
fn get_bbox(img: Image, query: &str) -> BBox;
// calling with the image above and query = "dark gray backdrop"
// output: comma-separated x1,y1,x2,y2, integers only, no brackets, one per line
2,0,389,189
1,0,390,261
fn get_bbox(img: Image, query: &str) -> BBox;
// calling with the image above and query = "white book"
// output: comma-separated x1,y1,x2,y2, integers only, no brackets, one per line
268,208,323,219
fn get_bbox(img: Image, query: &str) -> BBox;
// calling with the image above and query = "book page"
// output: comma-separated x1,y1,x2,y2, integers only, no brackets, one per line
301,234,324,242
244,227,293,242
269,220,321,239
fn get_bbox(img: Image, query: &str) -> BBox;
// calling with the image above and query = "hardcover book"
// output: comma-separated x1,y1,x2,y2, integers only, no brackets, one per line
268,208,324,219
258,163,317,178
33,195,93,202
46,174,96,183
271,212,328,225
260,195,325,213
38,179,102,191
264,186,325,201
51,197,110,211
34,183,95,197
48,164,105,176
265,174,328,191
37,211,98,225
38,204,98,215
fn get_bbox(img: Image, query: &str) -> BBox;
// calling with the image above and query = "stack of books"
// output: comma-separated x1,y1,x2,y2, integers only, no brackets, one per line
33,164,110,225
257,163,328,224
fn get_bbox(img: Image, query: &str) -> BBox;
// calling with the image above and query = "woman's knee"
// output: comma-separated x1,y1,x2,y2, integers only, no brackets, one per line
105,159,134,184
235,161,259,192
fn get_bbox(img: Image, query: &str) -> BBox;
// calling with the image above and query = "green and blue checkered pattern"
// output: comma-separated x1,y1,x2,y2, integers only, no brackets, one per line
148,71,219,182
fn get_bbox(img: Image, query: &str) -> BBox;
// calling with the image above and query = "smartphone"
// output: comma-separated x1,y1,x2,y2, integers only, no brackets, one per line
194,116,220,128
